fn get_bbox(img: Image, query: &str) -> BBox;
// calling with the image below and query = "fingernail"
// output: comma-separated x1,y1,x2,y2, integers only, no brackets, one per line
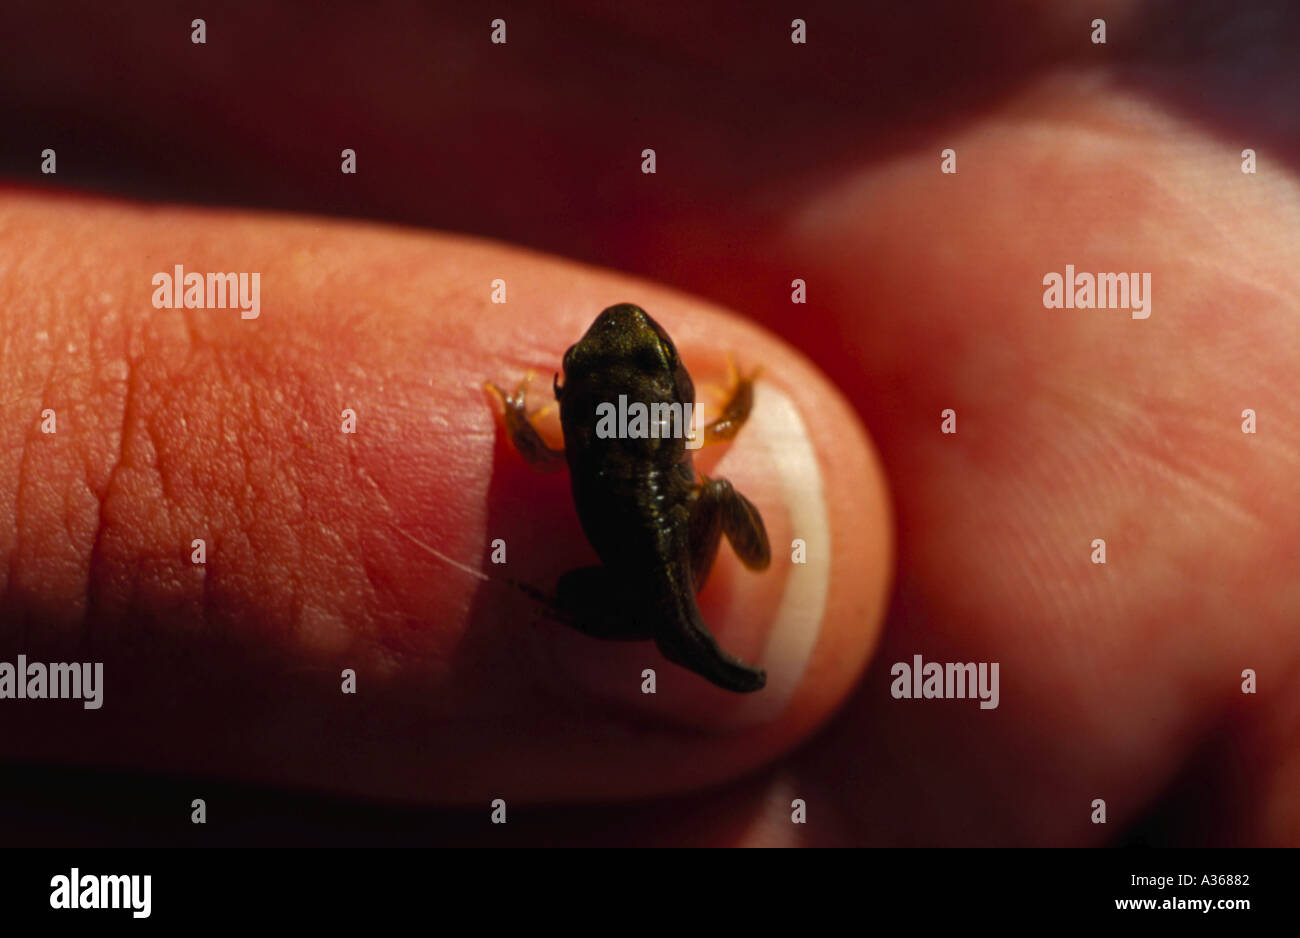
729,381,831,725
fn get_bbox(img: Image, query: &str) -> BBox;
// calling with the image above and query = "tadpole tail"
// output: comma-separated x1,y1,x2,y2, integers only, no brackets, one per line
391,522,766,692
653,603,767,694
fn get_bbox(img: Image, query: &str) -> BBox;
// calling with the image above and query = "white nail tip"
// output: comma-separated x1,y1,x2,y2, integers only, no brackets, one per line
736,382,830,724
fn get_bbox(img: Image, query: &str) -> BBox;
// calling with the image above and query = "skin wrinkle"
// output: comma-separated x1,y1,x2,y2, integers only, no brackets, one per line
933,416,1100,631
1030,375,1270,532
243,359,310,647
177,303,202,376
29,317,64,642
352,515,388,641
141,321,205,511
145,406,182,509
1140,155,1284,272
1118,399,1269,533
85,345,138,630
194,356,253,638
350,461,417,643
222,384,259,577
138,330,210,629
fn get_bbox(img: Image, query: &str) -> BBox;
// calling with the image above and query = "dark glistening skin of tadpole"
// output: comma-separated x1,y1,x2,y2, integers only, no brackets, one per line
488,303,773,693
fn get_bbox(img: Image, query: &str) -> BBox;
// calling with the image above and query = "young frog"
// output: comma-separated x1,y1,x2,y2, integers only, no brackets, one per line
487,303,771,693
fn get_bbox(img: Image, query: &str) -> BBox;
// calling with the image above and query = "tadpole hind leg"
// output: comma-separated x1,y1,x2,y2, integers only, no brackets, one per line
689,476,771,589
556,566,656,640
